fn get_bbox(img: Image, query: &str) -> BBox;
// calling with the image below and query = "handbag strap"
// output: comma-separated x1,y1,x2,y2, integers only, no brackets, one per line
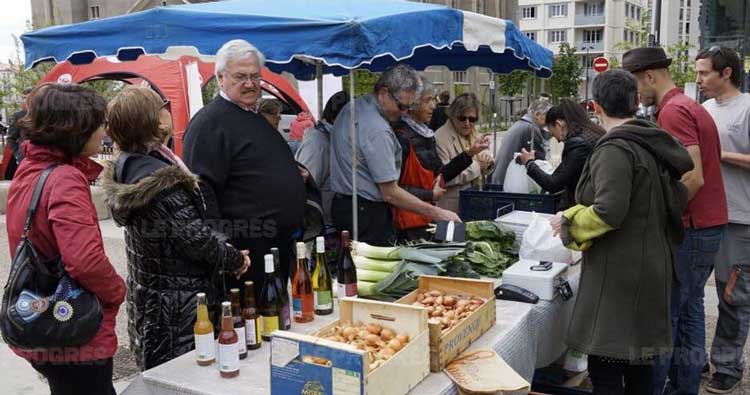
22,165,58,238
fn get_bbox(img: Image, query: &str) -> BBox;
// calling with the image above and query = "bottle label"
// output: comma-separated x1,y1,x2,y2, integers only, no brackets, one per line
245,319,261,346
262,315,279,337
292,298,303,318
218,343,239,373
337,283,358,299
194,333,215,362
314,290,333,309
234,327,247,354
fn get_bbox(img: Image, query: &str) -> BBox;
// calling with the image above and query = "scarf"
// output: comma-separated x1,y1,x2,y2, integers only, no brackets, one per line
403,116,434,138
156,144,191,174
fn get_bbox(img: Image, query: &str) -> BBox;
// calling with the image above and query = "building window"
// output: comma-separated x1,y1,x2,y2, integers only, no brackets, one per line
549,30,567,43
583,29,603,43
623,30,628,41
476,0,485,14
678,23,684,35
525,31,537,41
549,4,568,18
584,2,604,16
636,7,641,20
454,71,467,84
451,0,459,8
522,6,536,19
686,23,690,34
90,6,100,19
161,1,168,5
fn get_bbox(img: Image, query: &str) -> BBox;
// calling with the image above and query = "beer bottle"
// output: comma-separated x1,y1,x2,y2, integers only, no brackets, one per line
218,301,239,378
194,292,215,366
243,281,261,350
260,254,281,341
336,231,358,299
292,242,314,323
312,237,333,315
270,247,292,330
229,289,247,360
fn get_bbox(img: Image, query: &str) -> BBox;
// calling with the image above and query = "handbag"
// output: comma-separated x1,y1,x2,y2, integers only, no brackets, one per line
0,165,103,349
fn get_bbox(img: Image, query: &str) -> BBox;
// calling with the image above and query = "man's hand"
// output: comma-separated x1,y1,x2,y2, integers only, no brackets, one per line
431,175,446,202
476,151,494,171
518,148,535,166
467,134,491,156
234,250,251,279
432,207,461,222
550,212,564,237
298,166,310,183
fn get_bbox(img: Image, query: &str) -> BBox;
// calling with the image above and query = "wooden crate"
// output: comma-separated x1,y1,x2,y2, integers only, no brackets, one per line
396,275,496,372
270,298,429,395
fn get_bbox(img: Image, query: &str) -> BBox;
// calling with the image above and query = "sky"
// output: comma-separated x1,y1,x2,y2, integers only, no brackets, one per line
0,0,32,65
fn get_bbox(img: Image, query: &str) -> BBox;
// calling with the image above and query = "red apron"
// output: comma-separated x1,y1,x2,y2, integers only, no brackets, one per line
394,143,436,231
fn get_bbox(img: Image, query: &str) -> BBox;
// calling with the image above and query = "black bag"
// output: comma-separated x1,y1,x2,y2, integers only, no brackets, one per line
0,166,103,349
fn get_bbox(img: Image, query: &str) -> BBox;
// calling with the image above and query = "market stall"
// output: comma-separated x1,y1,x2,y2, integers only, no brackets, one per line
121,263,579,395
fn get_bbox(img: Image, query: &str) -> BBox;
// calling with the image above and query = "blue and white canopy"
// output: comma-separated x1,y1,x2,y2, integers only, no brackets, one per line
22,0,553,79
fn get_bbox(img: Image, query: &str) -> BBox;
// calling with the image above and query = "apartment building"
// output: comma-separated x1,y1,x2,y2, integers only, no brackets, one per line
654,0,701,58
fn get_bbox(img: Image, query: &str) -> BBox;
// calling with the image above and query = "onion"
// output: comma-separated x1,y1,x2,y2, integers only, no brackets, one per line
443,296,456,306
387,339,403,352
380,328,396,341
367,323,382,335
378,347,395,360
342,327,358,340
422,296,435,305
365,334,381,346
396,334,409,344
428,290,444,297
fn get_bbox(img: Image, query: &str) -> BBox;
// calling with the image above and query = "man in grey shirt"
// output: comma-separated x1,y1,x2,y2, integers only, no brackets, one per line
490,100,553,186
697,46,750,393
330,65,459,245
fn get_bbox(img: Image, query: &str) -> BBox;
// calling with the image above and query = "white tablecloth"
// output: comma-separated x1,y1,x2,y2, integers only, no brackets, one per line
122,265,580,395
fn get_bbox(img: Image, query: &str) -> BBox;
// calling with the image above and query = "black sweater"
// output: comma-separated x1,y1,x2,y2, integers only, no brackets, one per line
526,136,592,209
183,96,306,237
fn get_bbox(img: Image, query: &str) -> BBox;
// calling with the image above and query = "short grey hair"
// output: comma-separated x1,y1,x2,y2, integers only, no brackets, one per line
417,76,436,100
527,99,553,116
258,98,283,114
373,64,421,97
446,92,480,119
215,39,266,78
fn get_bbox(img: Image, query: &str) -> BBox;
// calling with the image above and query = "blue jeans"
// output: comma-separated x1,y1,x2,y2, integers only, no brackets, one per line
653,225,725,395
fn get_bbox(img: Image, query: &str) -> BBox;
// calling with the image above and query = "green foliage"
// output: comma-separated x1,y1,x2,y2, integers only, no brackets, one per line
202,77,219,104
549,42,582,100
342,69,380,97
667,41,697,89
496,70,532,97
613,9,651,53
454,83,465,97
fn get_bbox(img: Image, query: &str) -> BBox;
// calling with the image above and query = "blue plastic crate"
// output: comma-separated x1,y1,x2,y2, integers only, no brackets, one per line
458,184,563,221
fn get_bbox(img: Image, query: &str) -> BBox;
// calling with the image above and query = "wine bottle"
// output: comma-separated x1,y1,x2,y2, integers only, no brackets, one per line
218,301,239,378
292,242,314,323
193,292,215,366
336,231,358,299
271,247,292,330
229,288,247,360
260,254,281,341
242,281,261,350
312,236,333,315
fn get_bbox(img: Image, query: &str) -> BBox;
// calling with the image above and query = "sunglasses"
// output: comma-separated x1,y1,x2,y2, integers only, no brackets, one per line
457,115,478,124
388,91,413,111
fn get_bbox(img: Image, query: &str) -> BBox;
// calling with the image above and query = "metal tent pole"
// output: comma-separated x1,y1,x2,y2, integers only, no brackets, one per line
349,69,358,241
316,62,324,120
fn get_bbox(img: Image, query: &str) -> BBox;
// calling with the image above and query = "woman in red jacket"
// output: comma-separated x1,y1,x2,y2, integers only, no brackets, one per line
6,83,126,395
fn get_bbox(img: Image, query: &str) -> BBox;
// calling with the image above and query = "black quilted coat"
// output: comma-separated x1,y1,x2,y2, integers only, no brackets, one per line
101,154,244,370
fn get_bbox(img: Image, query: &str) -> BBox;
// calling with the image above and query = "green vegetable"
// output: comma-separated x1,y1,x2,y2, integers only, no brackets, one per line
352,242,401,260
357,281,378,297
352,256,400,272
356,268,391,282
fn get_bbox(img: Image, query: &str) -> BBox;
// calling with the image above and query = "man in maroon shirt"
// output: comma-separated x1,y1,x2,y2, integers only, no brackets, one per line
624,47,729,395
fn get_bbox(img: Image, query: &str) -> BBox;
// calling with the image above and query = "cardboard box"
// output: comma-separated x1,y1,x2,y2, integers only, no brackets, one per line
395,276,496,372
270,298,429,395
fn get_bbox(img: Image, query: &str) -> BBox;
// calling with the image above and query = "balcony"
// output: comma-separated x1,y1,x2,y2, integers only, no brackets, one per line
575,13,605,26
575,41,604,53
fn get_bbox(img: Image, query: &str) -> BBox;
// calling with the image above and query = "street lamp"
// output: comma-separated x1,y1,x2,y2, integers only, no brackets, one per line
583,46,594,107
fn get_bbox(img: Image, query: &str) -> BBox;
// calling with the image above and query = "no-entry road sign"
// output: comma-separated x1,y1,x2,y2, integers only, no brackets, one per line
592,57,609,73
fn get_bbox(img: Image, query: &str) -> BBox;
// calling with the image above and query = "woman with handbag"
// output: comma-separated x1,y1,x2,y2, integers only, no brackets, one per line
100,87,250,370
5,83,126,395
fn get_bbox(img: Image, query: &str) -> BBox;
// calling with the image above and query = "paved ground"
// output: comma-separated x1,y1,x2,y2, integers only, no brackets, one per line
1,216,749,394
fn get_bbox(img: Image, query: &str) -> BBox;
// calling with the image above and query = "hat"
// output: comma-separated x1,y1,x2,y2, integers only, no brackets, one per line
622,47,673,73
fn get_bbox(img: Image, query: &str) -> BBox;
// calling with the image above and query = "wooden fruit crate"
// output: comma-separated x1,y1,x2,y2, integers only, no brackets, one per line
270,298,429,395
396,275,496,372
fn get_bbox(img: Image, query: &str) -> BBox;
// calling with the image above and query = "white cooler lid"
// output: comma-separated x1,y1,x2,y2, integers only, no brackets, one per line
502,258,568,280
495,210,554,226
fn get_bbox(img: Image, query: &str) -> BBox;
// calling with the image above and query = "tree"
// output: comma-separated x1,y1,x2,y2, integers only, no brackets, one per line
666,41,696,89
549,42,582,100
342,70,380,97
496,70,532,97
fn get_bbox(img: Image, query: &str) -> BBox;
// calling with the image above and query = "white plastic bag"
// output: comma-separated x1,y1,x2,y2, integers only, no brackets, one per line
519,213,573,263
503,153,531,193
563,350,588,373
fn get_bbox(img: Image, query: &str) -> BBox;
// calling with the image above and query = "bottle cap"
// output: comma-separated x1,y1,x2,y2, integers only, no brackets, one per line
230,288,239,294
197,292,206,298
296,242,306,258
264,254,275,273
316,236,325,253
244,281,253,286
222,301,231,308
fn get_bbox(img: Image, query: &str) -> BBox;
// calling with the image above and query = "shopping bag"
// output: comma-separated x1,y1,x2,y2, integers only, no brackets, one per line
503,153,531,193
519,213,573,263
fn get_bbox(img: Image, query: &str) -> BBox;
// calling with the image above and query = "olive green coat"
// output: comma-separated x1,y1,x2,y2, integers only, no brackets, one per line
564,119,692,360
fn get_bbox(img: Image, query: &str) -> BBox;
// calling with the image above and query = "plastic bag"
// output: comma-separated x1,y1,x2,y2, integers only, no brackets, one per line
519,213,573,263
503,153,531,193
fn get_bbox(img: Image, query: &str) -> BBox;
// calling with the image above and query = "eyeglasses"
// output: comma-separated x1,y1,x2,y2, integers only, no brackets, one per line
389,91,413,111
229,73,262,84
457,115,478,124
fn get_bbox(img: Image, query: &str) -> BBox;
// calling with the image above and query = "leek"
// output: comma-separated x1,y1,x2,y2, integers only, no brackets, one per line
352,256,400,272
352,242,401,260
357,281,378,297
356,268,391,282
